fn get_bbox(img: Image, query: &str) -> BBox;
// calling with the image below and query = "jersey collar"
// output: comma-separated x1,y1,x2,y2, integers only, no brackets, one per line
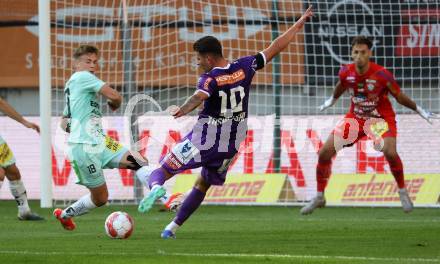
213,64,231,70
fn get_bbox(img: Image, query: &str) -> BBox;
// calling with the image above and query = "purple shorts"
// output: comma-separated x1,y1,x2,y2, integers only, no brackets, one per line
160,130,239,186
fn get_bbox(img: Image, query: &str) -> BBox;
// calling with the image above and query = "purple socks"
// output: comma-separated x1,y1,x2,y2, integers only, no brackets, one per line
148,168,167,189
174,187,205,226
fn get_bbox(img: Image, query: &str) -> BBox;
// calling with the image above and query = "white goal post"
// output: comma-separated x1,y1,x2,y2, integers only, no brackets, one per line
38,0,52,208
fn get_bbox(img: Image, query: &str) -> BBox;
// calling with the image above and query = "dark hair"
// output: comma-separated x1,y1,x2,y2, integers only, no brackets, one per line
193,36,223,57
73,44,99,59
351,36,373,49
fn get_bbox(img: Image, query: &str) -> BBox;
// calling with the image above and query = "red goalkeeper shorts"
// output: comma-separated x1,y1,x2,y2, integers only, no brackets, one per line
332,114,397,148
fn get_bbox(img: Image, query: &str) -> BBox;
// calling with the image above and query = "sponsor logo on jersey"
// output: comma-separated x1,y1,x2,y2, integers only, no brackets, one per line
203,77,213,91
105,136,123,153
90,101,99,108
164,152,184,170
347,76,356,83
171,139,199,165
181,142,191,154
215,69,245,86
0,142,13,165
251,58,259,71
370,120,390,138
207,112,246,125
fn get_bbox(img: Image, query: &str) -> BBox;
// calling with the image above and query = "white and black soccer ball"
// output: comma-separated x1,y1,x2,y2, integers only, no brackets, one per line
104,211,134,239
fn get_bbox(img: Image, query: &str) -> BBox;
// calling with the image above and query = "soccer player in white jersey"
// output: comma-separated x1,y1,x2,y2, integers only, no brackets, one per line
53,45,179,230
0,97,44,220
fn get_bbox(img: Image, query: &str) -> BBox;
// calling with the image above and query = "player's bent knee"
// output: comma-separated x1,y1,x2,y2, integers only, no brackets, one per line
90,186,109,206
4,164,21,181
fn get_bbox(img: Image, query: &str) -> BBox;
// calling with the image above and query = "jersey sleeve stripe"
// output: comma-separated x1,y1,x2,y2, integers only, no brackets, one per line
258,52,267,66
196,89,211,97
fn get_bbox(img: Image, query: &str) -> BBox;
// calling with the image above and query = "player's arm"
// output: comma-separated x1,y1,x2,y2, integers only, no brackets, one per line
60,117,70,133
0,97,39,133
99,84,122,111
395,92,416,111
392,88,438,124
385,71,438,124
261,5,313,63
170,91,209,118
319,81,345,111
59,104,71,132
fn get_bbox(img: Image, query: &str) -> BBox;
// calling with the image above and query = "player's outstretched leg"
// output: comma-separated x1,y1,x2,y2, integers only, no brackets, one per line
138,185,166,213
53,194,97,230
389,157,413,213
301,158,333,215
53,208,76,230
389,158,413,213
137,167,170,213
162,187,206,239
54,185,106,230
382,137,413,213
300,193,326,215
398,189,413,213
11,180,45,220
135,165,183,212
301,134,338,215
4,164,44,220
164,192,185,212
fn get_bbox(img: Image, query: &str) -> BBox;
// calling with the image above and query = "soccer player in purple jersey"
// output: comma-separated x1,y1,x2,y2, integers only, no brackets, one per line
138,6,314,239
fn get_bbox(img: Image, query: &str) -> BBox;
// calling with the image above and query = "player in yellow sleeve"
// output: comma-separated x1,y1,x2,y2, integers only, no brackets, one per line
0,97,44,220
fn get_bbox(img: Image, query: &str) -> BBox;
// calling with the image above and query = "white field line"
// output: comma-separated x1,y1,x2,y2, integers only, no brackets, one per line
0,250,439,263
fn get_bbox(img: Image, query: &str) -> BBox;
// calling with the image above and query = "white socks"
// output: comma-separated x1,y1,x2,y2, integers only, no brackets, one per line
135,165,155,187
165,221,180,234
62,194,97,219
9,180,30,215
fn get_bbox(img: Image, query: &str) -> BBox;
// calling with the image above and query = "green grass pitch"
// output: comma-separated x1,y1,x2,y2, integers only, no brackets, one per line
0,201,439,264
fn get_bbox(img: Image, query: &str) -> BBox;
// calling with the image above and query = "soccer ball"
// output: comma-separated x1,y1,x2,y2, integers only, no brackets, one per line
104,211,134,239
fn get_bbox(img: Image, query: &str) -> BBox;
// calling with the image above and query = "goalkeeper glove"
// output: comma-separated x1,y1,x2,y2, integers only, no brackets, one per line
319,96,337,111
416,105,439,124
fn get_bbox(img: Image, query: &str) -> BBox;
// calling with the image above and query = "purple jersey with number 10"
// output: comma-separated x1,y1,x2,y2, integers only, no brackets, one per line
160,53,265,185
196,53,264,120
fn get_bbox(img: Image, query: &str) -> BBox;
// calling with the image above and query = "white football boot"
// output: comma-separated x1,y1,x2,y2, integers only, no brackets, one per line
300,195,326,215
398,188,413,213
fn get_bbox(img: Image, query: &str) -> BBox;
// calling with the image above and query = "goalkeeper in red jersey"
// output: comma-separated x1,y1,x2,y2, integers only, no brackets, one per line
301,36,438,215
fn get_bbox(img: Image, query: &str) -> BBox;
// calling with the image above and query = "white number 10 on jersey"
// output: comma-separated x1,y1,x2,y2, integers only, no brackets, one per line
219,86,245,116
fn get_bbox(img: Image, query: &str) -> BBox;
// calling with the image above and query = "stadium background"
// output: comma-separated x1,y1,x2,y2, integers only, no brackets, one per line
0,0,439,206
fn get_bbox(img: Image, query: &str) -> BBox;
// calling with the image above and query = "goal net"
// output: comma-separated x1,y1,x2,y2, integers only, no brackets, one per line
37,0,440,206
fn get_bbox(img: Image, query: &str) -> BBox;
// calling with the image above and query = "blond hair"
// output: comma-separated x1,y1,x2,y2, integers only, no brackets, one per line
73,44,99,59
